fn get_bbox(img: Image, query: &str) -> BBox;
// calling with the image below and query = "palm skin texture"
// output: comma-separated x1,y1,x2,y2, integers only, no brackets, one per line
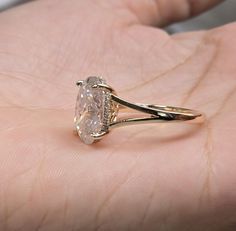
0,0,235,230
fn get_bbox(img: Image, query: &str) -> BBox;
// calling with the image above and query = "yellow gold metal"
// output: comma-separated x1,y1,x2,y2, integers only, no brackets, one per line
110,94,205,129
76,80,84,86
91,131,109,140
92,83,115,93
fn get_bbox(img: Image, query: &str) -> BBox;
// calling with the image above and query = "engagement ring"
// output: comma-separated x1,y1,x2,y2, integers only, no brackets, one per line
74,76,205,144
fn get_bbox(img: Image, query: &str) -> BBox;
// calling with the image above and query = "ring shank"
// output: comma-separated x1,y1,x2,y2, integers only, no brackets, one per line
110,95,205,128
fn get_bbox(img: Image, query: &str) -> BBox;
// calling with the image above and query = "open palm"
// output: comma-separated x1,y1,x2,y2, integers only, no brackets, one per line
0,0,235,230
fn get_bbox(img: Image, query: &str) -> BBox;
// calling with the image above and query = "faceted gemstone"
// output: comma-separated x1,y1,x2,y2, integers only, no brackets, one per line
75,77,108,144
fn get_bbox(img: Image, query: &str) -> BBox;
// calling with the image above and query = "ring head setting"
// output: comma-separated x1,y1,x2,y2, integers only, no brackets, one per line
74,76,118,144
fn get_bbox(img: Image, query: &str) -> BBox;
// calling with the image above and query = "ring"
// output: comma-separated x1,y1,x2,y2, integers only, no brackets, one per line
74,76,205,144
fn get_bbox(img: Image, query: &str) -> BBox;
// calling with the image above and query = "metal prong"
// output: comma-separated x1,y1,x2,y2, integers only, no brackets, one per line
76,80,84,86
91,131,109,140
73,117,79,135
92,83,114,93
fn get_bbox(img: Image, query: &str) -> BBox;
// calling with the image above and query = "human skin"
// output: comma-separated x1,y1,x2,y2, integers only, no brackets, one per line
0,0,235,230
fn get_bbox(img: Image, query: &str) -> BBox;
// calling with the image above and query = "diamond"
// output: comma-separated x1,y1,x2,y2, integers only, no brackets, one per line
74,77,116,144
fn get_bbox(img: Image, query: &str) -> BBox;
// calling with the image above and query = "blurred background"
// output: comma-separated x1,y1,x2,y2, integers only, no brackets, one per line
0,0,236,33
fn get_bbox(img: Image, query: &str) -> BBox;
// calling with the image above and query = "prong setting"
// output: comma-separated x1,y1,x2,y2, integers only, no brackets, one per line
76,80,84,86
75,76,118,144
92,83,115,93
91,131,110,140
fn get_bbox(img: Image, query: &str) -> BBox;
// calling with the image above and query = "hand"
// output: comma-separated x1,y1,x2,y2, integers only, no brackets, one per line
0,0,235,230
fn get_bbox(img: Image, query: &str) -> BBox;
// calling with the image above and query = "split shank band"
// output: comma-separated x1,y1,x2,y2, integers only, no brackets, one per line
110,94,205,128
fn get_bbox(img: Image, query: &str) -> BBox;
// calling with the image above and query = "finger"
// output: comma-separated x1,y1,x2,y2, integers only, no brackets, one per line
123,0,225,27
0,0,225,27
0,0,224,110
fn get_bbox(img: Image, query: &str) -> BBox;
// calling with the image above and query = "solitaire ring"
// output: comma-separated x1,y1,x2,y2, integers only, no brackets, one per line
74,76,205,144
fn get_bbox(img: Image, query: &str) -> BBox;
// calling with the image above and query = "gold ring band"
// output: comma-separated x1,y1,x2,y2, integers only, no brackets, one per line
110,94,205,128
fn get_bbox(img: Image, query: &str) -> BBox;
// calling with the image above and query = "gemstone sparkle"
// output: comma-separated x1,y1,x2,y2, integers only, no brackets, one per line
74,77,110,144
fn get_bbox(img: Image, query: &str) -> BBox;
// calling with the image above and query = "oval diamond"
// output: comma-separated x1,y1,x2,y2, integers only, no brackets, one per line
74,77,111,144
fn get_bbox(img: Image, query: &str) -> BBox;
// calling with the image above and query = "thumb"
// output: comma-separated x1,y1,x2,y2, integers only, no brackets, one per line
124,0,224,26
